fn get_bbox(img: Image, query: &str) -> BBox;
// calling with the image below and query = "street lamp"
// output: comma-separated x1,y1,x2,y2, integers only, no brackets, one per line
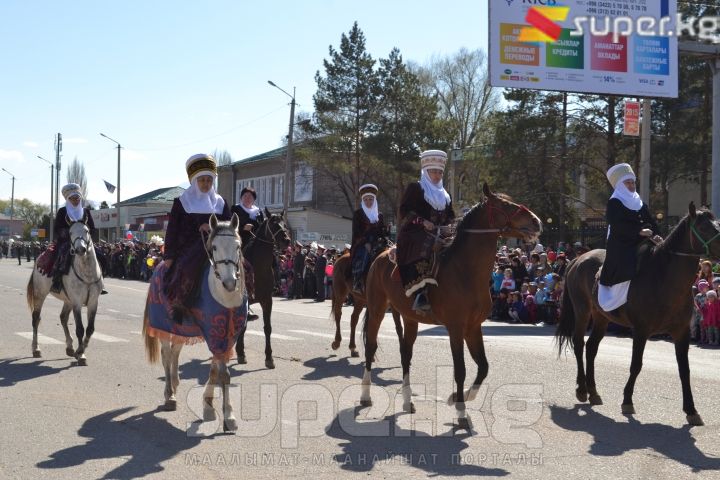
1,168,16,220
37,156,55,242
268,80,295,214
100,133,122,241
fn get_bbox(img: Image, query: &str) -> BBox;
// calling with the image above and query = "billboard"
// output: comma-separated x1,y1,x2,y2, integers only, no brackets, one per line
489,0,678,98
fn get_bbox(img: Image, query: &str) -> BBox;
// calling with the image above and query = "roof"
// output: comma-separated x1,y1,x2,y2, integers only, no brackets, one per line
117,186,185,206
227,145,287,167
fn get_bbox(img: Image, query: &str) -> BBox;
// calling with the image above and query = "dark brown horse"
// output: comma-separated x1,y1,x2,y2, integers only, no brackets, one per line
330,252,403,357
234,209,291,369
361,184,542,429
556,203,720,426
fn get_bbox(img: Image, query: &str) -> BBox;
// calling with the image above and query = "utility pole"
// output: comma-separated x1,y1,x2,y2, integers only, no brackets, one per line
37,156,54,242
639,99,651,203
55,133,62,218
100,133,122,241
1,168,15,219
268,81,295,214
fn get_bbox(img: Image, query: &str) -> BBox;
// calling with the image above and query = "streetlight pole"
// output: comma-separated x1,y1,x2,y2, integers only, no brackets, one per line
100,133,122,241
54,133,62,224
37,156,54,242
1,168,16,220
268,80,295,214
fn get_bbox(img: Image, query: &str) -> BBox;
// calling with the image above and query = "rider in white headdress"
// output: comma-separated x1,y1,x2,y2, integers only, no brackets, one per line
350,184,388,291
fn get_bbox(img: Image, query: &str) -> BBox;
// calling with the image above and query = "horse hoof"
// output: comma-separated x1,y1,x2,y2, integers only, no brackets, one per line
32,350,42,358
589,394,603,406
331,341,340,350
403,402,416,414
359,399,372,407
265,358,275,369
350,350,360,358
203,406,217,422
687,414,704,426
237,356,247,365
621,404,635,415
66,348,75,357
77,358,87,366
576,390,588,403
455,417,472,431
223,418,238,433
164,399,177,411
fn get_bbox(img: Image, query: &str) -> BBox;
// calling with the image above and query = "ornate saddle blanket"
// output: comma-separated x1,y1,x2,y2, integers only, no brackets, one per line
146,263,248,361
36,244,57,277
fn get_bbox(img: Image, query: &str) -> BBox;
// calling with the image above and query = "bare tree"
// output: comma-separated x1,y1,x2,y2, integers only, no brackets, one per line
212,149,234,166
66,156,88,201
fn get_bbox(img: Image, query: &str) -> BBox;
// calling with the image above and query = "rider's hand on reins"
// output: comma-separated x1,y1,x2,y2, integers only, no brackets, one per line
423,220,435,231
640,228,653,237
243,224,253,232
199,223,211,233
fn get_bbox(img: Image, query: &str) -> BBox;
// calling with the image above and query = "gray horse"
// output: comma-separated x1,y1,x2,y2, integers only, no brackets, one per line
27,220,103,365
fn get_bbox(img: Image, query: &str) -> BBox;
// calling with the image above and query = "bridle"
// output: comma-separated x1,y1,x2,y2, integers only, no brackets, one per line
670,217,720,257
461,200,532,235
202,229,242,280
69,221,91,255
251,217,290,249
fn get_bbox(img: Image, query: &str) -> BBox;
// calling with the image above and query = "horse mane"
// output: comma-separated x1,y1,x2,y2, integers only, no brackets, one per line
439,199,487,261
654,212,690,255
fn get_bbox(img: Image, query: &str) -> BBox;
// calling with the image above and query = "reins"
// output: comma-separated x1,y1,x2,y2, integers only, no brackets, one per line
202,229,242,280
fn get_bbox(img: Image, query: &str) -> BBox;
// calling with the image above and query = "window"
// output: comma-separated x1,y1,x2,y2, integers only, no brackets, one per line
236,174,283,208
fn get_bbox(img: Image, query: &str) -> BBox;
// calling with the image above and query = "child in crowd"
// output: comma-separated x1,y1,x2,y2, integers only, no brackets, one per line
704,290,719,346
501,268,516,291
508,291,527,323
692,280,709,343
535,280,548,323
491,265,504,297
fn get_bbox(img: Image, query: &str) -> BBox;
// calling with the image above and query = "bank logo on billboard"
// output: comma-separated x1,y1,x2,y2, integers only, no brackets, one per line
518,6,570,43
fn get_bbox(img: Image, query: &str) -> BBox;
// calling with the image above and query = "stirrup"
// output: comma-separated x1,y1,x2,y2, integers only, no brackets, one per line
412,290,431,313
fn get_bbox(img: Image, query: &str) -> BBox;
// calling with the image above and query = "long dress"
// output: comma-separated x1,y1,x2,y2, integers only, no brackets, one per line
396,182,455,296
350,208,387,284
163,198,231,306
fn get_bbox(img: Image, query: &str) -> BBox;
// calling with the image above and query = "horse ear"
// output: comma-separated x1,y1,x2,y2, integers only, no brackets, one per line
281,209,286,220
689,201,697,219
230,213,239,231
483,182,492,197
264,206,272,218
82,211,88,224
210,213,218,230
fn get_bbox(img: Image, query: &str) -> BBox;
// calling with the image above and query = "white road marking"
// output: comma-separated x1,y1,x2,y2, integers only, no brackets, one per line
106,309,120,313
129,330,143,335
16,332,63,344
90,332,129,343
126,314,141,318
243,330,301,341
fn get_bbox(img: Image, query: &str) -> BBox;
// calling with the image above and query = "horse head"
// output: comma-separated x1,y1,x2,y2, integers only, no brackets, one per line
480,183,543,242
680,202,720,259
69,220,91,256
262,207,291,251
208,213,245,293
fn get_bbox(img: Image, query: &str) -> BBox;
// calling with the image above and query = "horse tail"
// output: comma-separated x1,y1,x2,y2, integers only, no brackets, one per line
142,296,160,364
555,286,576,357
26,272,35,312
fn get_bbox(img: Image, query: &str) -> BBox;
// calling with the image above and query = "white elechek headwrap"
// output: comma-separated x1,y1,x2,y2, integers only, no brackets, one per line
179,176,225,214
61,183,84,221
361,193,379,224
419,168,451,211
607,163,642,211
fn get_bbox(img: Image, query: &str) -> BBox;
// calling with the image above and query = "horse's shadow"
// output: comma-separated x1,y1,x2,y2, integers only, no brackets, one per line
549,405,720,472
37,406,202,479
302,355,401,386
325,408,509,476
154,357,264,385
0,357,72,387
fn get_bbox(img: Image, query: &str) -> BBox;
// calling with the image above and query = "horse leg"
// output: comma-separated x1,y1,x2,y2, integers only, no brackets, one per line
59,304,74,357
463,321,488,402
331,291,343,351
573,324,588,403
72,307,87,366
82,295,98,351
348,302,363,358
203,360,220,421
400,321,418,413
585,319,608,406
447,328,470,431
260,300,275,369
391,308,404,352
219,361,238,432
621,335,648,414
360,310,382,408
235,323,247,365
674,330,704,426
31,291,47,359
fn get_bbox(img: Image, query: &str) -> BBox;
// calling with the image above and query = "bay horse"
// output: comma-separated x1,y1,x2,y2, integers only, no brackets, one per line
361,183,542,428
234,208,291,369
27,218,103,365
556,202,720,426
143,214,247,432
330,251,403,357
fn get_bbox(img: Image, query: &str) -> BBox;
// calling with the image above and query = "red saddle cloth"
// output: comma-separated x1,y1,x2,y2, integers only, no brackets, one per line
36,244,57,277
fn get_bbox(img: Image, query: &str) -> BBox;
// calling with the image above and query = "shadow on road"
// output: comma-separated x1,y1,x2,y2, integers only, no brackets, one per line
549,404,720,472
324,408,509,476
0,357,72,387
37,407,202,479
302,354,401,386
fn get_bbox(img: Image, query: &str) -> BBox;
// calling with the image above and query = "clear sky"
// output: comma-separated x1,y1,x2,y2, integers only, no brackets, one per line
0,0,488,208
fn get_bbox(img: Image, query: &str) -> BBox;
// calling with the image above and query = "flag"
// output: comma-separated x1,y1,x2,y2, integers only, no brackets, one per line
103,180,116,194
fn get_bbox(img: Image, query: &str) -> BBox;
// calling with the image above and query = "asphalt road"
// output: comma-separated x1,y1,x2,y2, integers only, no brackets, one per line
1,259,719,479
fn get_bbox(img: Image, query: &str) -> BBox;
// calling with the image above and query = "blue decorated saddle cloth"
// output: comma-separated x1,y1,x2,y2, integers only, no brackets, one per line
146,262,248,360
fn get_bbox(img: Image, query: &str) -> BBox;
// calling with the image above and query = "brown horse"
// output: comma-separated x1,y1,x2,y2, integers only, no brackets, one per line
556,203,720,426
361,183,542,429
330,252,403,357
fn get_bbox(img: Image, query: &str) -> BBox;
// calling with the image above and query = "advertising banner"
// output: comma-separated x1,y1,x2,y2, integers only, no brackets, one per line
489,0,678,98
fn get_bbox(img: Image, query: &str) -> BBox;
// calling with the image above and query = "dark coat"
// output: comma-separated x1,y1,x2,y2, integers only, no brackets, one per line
164,199,231,261
396,181,455,267
599,198,659,286
54,206,97,245
351,209,387,252
230,204,265,249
